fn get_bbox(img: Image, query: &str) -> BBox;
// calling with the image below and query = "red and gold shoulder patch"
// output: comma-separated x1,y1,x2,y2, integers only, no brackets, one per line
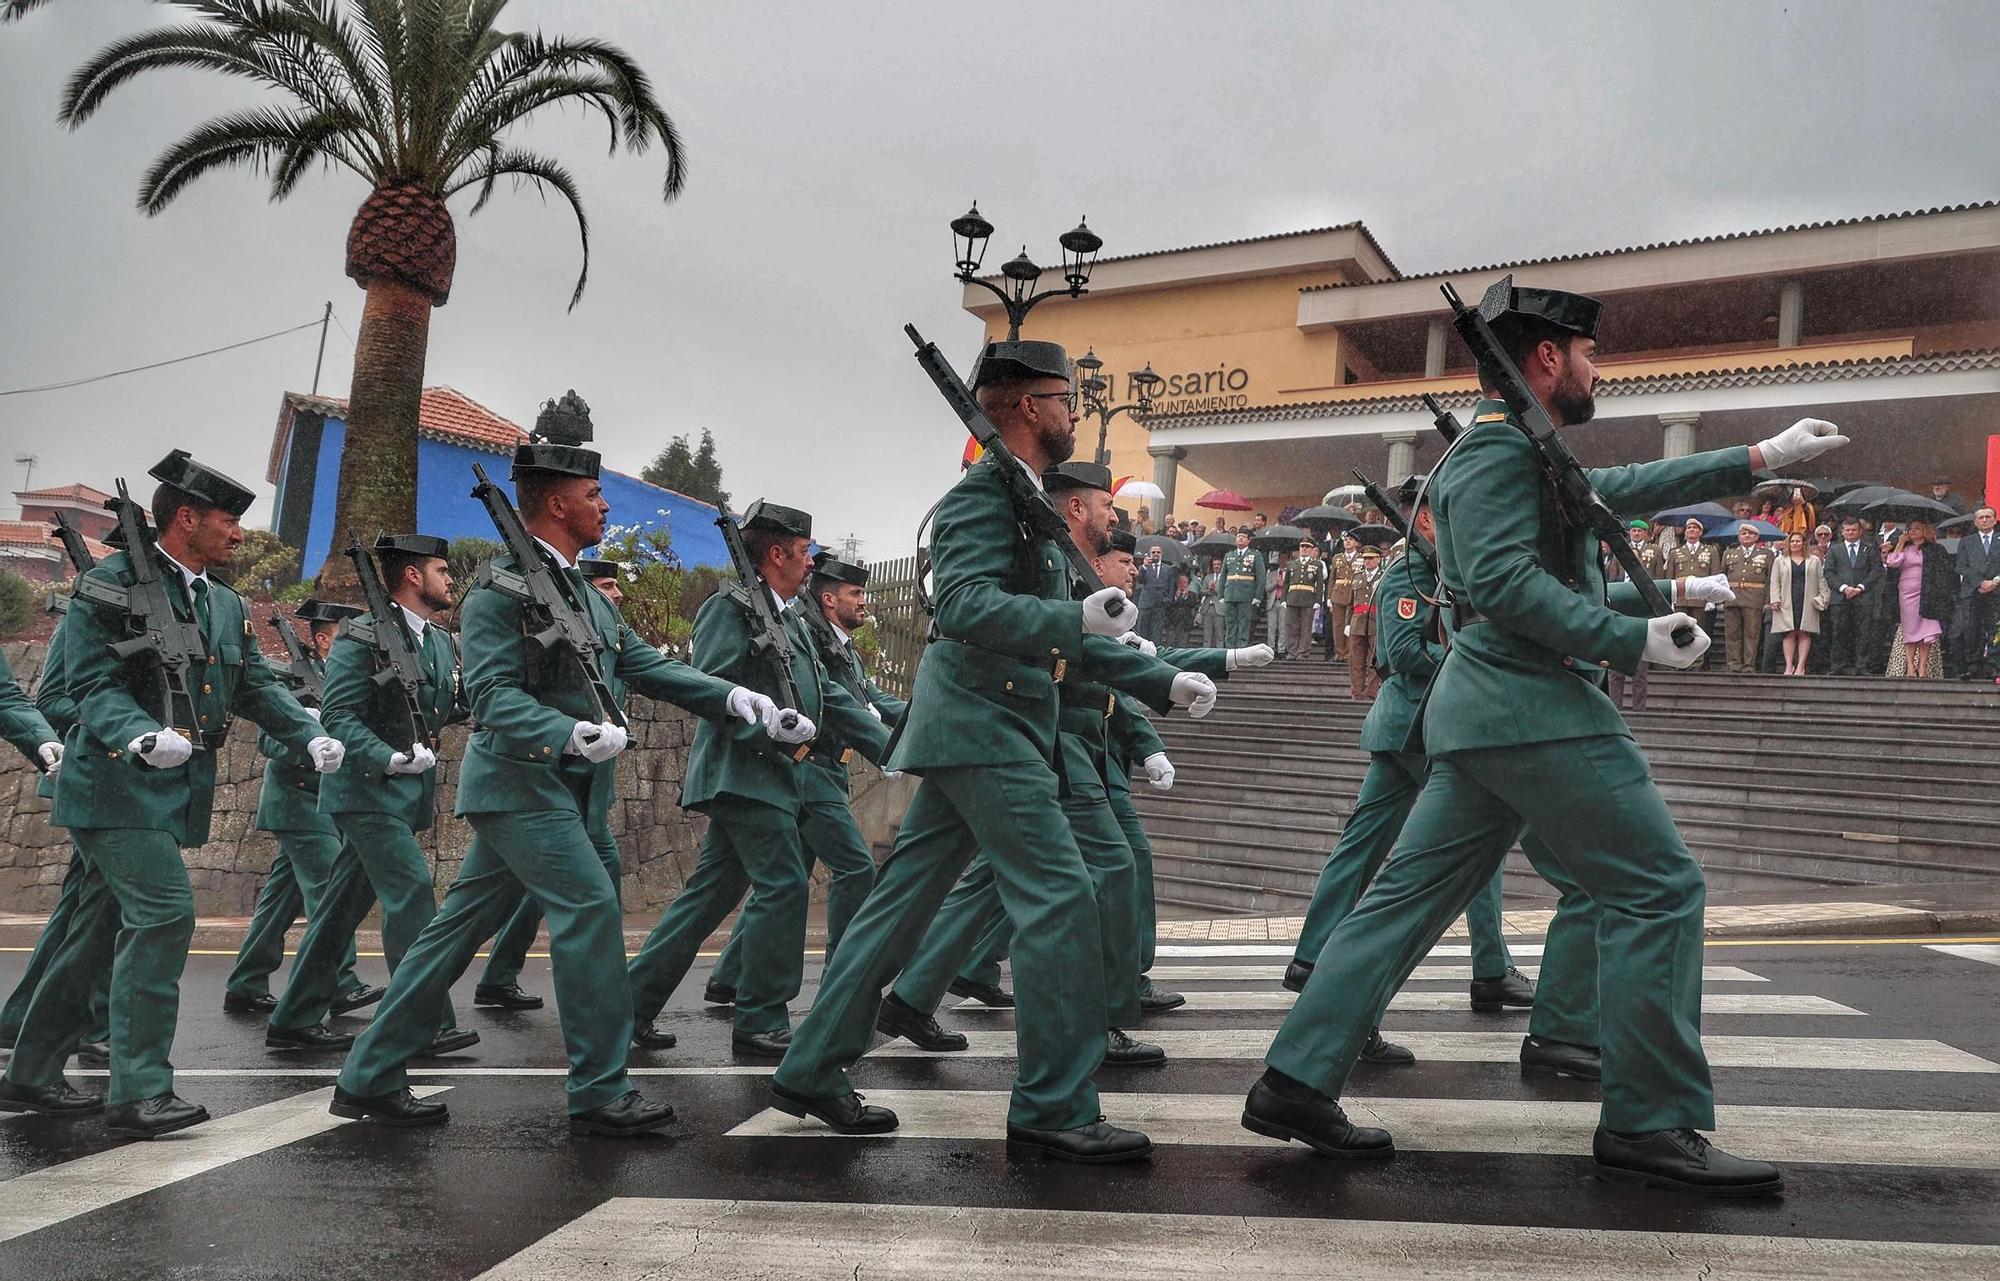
1396,597,1418,620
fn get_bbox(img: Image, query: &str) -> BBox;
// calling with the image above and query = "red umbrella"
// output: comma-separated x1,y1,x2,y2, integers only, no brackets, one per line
1195,488,1254,512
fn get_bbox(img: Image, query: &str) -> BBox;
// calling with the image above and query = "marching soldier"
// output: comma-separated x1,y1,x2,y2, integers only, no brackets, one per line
1247,281,1844,1195
1,451,341,1137
1220,530,1263,647
1346,546,1384,701
623,502,878,1059
265,537,471,1054
333,441,799,1136
1721,523,1774,673
223,598,377,1018
1280,537,1327,660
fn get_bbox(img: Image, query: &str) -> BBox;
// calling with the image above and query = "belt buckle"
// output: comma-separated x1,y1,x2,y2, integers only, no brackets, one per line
839,747,855,764
1052,657,1067,683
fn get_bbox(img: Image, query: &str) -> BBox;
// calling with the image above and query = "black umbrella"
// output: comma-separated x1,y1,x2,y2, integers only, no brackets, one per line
1190,530,1238,556
1817,479,1882,501
1134,534,1190,566
1862,490,1959,527
1251,523,1309,555
1823,484,1903,516
1348,523,1400,548
1294,504,1360,535
1654,502,1734,531
1938,512,1978,535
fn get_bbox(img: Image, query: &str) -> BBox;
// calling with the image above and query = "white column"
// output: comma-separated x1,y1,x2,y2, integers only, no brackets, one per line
1424,319,1448,378
1778,280,1804,348
1384,431,1419,487
1148,443,1186,524
1660,412,1701,459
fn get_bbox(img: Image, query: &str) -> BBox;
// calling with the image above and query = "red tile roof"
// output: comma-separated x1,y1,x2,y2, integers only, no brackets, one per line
269,386,529,481
14,482,112,505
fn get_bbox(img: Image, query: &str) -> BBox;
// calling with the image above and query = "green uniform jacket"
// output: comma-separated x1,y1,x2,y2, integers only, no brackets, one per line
1220,548,1265,603
680,589,889,815
1068,642,1227,781
886,460,1181,772
1359,551,1442,754
1424,399,1753,756
21,628,69,805
317,619,464,831
455,550,738,821
800,614,907,806
53,552,319,844
0,645,58,763
1104,693,1166,797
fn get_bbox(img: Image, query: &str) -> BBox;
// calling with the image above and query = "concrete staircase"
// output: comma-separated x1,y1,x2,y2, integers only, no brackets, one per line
1135,660,2000,915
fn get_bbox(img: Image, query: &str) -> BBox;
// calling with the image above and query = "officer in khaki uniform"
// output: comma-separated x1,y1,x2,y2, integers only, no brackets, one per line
1248,280,1846,1196
1671,518,1722,662
1604,520,1658,710
1345,547,1385,701
1,451,339,1138
1720,523,1774,672
1325,535,1359,662
1280,537,1328,660
1220,531,1264,647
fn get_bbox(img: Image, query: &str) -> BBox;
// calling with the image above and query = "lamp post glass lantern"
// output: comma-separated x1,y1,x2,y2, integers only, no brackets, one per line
1078,347,1161,468
951,204,1103,339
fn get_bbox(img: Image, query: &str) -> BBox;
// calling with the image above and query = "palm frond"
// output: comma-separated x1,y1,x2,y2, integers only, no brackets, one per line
444,147,591,310
1,0,52,23
139,104,364,212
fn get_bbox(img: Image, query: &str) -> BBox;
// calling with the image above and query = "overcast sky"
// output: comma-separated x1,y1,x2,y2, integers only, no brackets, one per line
3,0,1996,558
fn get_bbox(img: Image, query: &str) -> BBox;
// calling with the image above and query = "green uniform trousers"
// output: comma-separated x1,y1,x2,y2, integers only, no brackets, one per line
270,813,455,1035
1223,600,1256,648
339,802,635,1114
627,797,808,1037
893,769,1140,1028
479,825,621,990
225,832,361,1001
1266,735,1710,1133
1107,787,1158,981
0,845,111,1046
960,932,1009,988
710,795,878,990
775,762,1112,1131
4,828,195,1104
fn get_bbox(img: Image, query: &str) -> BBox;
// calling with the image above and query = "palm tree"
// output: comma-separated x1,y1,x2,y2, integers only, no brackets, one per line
7,1,685,587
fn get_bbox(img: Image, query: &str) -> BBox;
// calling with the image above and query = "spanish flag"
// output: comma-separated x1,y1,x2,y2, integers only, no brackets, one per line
962,436,984,470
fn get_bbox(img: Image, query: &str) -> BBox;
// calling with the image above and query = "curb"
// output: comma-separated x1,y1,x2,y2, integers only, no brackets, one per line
1703,908,2000,940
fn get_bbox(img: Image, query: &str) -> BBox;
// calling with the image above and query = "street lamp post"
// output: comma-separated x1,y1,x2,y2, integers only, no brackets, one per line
950,203,1103,340
1075,348,1163,467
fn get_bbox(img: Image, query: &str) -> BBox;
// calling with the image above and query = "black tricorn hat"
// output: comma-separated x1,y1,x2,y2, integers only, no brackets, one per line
1477,274,1602,341
740,499,812,539
1107,526,1138,554
969,339,1071,390
373,533,449,560
576,556,622,580
510,441,601,481
811,551,870,587
1042,461,1113,494
1396,473,1430,506
147,449,256,517
295,597,363,624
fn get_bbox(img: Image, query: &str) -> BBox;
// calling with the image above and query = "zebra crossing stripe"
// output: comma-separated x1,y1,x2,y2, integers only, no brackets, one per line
1928,944,2000,967
727,1089,2000,1169
0,1085,450,1244
955,992,1853,1015
1139,963,1765,982
1155,943,1548,959
472,1197,2000,1280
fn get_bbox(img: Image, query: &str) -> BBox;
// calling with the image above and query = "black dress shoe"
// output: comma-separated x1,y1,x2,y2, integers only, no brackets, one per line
1103,1028,1166,1066
265,1023,355,1052
876,995,967,1052
947,976,1014,1008
1136,978,1186,1013
731,1028,793,1059
1469,966,1536,1011
1358,1027,1415,1066
105,1092,209,1139
703,980,737,1006
474,982,544,1010
1593,1126,1783,1197
631,1019,678,1050
1520,1034,1601,1080
770,1083,899,1134
73,1039,111,1067
222,990,278,1014
569,1089,674,1138
330,1085,449,1127
1240,1073,1394,1159
1006,1117,1154,1164
0,1077,105,1115
1281,959,1313,994
415,1029,481,1058
329,984,386,1016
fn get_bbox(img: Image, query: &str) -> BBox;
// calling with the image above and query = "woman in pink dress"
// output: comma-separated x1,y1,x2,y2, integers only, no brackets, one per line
1883,520,1946,678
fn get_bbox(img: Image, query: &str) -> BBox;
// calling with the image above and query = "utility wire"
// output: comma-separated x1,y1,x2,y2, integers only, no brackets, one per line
0,317,326,397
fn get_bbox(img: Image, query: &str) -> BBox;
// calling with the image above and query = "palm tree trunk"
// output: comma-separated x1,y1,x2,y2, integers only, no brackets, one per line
313,278,431,591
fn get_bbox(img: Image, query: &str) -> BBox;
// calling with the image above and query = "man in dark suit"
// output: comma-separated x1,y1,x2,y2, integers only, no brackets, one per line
1133,544,1174,642
1823,516,1884,675
1952,506,2000,680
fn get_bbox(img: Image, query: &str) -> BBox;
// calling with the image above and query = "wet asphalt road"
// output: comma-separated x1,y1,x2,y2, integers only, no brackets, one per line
0,937,1996,1278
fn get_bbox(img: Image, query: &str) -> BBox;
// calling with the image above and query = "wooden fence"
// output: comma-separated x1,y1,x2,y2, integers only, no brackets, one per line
862,551,930,700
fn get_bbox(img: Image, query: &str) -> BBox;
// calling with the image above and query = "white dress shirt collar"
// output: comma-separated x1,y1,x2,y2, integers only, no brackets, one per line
398,603,429,639
532,536,575,570
155,547,208,591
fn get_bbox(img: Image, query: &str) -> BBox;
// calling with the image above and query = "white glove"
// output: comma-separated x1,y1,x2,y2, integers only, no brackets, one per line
1642,614,1711,669
725,685,776,727
1227,644,1274,670
1170,671,1218,718
302,706,322,721
1081,586,1132,637
387,743,436,775
1117,631,1157,657
130,727,192,768
1142,752,1175,790
881,769,905,781
1755,418,1847,470
1679,574,1735,607
568,720,628,763
866,703,884,722
767,710,817,744
306,736,345,774
36,742,62,774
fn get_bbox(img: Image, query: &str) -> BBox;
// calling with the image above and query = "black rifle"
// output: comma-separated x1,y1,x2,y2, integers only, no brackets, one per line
1419,393,1462,443
716,513,809,759
104,480,208,754
45,512,96,617
1439,282,1694,647
346,535,426,746
269,612,324,707
1352,470,1435,566
468,464,626,730
904,325,1122,613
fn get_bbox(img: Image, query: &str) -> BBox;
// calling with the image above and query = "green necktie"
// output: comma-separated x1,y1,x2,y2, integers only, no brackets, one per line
189,577,211,637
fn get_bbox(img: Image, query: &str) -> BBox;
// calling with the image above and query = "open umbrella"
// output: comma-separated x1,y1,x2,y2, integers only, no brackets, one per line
1348,523,1400,548
1134,534,1189,566
1822,484,1903,517
1195,488,1254,512
1751,477,1819,501
1862,490,1959,527
1294,504,1360,536
1321,483,1368,505
1938,512,1978,535
1817,479,1882,501
1115,479,1165,503
1190,530,1239,556
1251,523,1309,555
1653,502,1734,532
1702,518,1783,544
